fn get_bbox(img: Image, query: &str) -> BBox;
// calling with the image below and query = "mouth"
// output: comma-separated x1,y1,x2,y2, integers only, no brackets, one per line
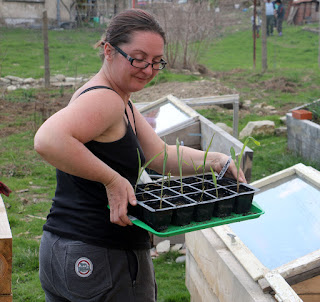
135,76,150,82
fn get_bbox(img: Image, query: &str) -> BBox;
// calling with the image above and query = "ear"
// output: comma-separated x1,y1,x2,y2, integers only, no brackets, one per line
104,43,113,61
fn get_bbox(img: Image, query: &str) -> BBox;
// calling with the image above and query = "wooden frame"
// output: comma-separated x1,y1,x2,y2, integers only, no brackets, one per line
0,196,12,301
213,163,320,301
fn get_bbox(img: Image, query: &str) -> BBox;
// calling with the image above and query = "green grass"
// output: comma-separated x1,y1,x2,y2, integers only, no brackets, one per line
153,252,190,302
1,21,320,301
202,24,319,71
1,132,54,301
0,27,103,78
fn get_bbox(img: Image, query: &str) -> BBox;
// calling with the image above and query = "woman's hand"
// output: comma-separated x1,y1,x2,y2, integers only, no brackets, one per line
211,153,247,183
104,174,137,227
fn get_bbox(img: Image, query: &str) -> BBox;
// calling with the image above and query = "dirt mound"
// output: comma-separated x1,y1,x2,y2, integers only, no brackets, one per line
131,80,237,103
262,77,300,93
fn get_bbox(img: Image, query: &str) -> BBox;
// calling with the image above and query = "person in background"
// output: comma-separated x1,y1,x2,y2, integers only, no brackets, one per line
34,8,245,302
265,0,275,36
251,11,262,38
275,0,285,36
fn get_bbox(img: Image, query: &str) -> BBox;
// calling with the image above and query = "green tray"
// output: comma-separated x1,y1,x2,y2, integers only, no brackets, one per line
129,201,264,237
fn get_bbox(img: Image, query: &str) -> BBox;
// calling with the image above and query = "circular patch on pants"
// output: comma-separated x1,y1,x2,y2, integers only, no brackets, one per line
75,257,93,278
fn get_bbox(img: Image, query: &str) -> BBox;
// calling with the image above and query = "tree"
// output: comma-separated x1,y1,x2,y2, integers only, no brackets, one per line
150,1,220,70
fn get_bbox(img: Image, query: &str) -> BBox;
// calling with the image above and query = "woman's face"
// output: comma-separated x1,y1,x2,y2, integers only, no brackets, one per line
109,31,165,94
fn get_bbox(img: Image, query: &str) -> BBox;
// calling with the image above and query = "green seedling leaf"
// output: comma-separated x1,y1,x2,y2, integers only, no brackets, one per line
167,171,171,187
190,158,202,175
135,148,163,194
176,138,184,194
230,136,260,192
210,166,219,198
160,144,168,208
200,134,215,200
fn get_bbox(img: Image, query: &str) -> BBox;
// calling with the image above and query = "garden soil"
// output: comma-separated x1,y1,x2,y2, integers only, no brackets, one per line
0,75,296,139
0,79,236,138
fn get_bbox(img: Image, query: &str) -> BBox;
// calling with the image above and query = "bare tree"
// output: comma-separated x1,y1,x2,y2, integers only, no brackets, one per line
150,1,220,70
60,0,77,21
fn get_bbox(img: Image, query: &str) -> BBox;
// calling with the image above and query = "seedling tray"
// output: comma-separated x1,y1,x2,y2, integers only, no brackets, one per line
128,201,264,237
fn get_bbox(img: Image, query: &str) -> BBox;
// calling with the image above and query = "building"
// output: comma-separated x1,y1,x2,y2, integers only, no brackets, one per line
0,0,132,28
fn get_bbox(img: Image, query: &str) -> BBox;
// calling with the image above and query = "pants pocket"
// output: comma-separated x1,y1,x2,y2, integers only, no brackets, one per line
126,250,138,284
65,243,112,299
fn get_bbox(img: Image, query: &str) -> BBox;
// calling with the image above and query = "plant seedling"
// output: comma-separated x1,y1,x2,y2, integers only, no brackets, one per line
135,148,162,194
230,136,260,193
191,158,202,176
176,138,184,194
200,134,215,200
160,144,168,209
210,166,219,198
167,171,172,187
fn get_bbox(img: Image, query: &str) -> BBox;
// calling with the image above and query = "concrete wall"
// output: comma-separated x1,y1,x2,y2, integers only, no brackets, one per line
287,113,320,165
0,0,75,27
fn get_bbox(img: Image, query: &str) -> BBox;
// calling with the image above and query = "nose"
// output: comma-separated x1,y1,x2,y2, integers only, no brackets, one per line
142,64,154,76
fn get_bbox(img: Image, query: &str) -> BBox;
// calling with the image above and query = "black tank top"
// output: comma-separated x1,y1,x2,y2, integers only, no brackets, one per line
43,86,150,249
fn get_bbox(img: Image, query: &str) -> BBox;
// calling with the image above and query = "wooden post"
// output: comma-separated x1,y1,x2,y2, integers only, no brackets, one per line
261,0,268,71
42,10,50,88
253,0,256,69
0,196,12,302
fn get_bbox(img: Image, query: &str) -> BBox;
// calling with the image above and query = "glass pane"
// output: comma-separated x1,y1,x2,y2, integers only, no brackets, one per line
142,102,190,133
230,176,320,270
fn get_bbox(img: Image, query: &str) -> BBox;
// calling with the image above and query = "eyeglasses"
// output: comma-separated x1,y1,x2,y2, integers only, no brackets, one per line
111,44,167,70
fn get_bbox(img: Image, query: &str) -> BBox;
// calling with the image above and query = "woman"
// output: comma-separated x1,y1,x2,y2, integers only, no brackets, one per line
35,9,245,302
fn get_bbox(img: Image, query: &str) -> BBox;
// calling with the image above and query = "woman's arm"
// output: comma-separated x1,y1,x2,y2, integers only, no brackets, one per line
34,90,136,226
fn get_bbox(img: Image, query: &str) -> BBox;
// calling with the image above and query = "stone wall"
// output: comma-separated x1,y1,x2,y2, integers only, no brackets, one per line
287,112,320,165
0,75,88,91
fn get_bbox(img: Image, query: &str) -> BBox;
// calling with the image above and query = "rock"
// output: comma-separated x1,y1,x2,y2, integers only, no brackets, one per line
65,77,78,83
7,85,17,91
216,122,233,135
156,240,170,254
279,116,287,124
150,247,159,259
242,100,252,109
54,74,66,82
171,244,183,252
175,255,186,263
5,75,23,82
0,78,11,84
264,105,275,110
23,78,35,84
253,102,267,109
179,248,186,255
275,126,287,136
239,120,275,139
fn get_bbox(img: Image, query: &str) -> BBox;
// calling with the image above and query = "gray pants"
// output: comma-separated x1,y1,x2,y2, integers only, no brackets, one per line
277,17,284,33
39,231,157,302
266,15,274,35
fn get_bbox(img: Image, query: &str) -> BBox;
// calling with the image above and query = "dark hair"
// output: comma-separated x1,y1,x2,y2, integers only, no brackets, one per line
95,9,166,60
